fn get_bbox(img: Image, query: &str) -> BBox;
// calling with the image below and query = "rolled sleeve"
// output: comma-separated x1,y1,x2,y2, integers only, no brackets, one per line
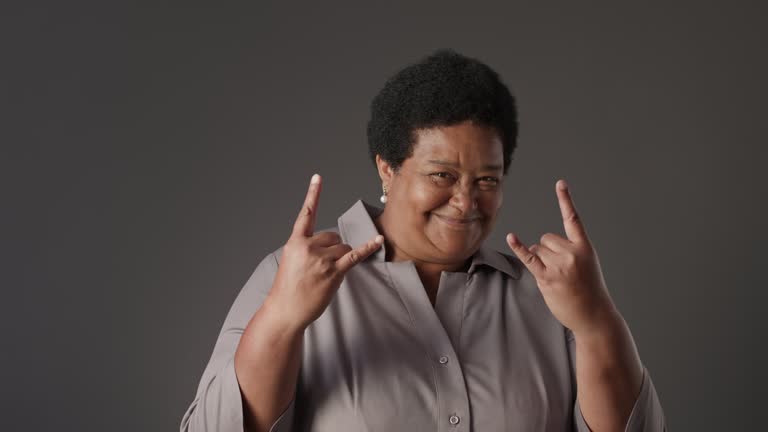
180,356,296,432
179,356,245,431
573,364,667,432
180,250,297,432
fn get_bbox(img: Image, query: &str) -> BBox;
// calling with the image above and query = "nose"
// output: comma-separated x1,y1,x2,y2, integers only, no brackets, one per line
449,181,478,215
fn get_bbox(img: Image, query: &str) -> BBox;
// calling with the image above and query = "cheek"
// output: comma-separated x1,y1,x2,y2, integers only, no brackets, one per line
488,192,503,211
480,192,503,223
410,181,449,211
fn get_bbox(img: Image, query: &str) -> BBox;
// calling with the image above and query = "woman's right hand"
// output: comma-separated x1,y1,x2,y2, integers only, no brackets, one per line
264,173,384,331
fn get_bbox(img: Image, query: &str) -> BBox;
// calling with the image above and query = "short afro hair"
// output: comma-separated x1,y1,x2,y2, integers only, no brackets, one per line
367,48,518,176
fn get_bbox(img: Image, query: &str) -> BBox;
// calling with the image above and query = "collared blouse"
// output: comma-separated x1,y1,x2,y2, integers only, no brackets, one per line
181,199,666,432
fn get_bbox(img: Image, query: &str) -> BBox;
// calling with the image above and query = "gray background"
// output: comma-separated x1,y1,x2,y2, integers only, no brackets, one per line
3,1,766,431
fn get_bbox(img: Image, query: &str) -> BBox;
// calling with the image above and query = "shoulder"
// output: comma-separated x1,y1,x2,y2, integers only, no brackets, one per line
502,250,527,275
474,245,525,279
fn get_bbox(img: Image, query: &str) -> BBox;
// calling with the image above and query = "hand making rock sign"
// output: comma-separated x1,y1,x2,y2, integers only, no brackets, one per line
505,179,619,336
266,173,385,330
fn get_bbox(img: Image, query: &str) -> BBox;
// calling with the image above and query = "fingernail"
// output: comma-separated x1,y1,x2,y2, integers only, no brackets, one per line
507,233,516,244
311,173,320,184
374,235,384,244
558,179,568,190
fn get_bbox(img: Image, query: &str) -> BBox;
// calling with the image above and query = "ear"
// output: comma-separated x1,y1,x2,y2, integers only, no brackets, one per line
375,154,396,185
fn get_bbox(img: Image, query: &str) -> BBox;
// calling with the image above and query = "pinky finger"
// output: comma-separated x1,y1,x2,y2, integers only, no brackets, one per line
336,235,384,273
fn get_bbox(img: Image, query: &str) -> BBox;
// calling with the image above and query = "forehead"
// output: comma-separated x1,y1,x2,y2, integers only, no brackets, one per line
410,121,503,165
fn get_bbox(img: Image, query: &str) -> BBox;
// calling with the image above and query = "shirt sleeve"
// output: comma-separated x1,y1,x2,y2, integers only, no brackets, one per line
567,329,667,432
180,251,297,432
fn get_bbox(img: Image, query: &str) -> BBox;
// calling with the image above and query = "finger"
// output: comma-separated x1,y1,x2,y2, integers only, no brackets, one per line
539,232,570,253
324,243,353,260
291,173,322,238
530,243,556,266
556,179,589,245
506,233,546,275
335,235,384,273
311,231,342,247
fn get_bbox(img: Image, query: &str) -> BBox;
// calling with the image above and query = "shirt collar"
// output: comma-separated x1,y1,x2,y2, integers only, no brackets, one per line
337,199,521,279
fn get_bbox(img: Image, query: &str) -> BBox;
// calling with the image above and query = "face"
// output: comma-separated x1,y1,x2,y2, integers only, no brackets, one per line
376,120,505,265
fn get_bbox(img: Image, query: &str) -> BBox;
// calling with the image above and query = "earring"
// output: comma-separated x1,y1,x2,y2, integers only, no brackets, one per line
380,184,388,204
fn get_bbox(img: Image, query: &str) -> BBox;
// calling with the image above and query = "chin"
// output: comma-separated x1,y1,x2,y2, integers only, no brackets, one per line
433,238,478,258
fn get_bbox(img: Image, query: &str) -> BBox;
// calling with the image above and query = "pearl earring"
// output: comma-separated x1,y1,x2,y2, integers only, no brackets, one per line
380,184,388,204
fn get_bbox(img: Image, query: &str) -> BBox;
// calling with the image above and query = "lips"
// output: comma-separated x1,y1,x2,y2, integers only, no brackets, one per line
433,213,480,227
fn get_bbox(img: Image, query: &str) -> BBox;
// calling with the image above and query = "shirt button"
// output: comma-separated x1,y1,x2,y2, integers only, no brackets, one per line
439,356,449,364
449,414,460,425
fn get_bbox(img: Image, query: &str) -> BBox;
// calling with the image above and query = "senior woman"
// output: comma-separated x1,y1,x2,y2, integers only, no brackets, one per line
180,49,666,432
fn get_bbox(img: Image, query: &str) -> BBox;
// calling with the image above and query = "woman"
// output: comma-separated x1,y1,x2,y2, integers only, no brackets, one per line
180,49,666,432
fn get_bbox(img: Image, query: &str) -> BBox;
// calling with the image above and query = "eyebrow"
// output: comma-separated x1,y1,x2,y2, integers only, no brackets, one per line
427,159,503,171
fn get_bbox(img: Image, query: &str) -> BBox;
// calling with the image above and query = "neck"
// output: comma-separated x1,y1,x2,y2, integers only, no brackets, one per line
373,210,472,276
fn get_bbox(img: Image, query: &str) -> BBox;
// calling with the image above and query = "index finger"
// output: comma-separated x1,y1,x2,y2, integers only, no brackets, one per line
556,179,589,245
292,173,322,238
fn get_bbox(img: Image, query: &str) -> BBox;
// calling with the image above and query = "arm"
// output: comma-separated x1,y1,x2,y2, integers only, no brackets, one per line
505,180,666,431
181,174,382,432
234,295,305,432
567,307,667,432
572,308,644,431
232,173,383,431
179,253,299,432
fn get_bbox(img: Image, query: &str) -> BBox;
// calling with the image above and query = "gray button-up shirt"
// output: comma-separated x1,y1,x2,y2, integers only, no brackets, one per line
181,199,666,431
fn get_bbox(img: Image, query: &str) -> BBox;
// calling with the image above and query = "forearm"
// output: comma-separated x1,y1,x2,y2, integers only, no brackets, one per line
573,308,644,432
234,295,305,432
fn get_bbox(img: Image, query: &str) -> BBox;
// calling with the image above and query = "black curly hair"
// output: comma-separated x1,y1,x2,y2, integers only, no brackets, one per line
367,48,518,176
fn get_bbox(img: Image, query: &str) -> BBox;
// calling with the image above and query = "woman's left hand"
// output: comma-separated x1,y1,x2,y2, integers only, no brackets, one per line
505,179,619,336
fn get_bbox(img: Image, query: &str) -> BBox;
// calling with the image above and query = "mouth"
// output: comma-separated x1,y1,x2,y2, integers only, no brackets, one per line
433,213,481,228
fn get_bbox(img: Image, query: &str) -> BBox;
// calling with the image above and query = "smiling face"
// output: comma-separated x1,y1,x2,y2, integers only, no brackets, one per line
374,119,505,266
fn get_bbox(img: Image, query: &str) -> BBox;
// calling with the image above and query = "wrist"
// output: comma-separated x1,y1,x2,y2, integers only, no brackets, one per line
260,294,309,336
571,304,624,344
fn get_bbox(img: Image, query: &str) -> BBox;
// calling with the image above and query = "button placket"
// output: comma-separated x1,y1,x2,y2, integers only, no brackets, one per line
386,263,470,432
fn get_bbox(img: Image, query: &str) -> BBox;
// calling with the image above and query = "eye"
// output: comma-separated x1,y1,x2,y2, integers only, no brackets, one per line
478,177,500,190
432,172,452,179
428,172,456,186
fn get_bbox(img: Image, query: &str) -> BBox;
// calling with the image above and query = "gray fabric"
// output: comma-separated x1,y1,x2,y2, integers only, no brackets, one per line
181,199,666,431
